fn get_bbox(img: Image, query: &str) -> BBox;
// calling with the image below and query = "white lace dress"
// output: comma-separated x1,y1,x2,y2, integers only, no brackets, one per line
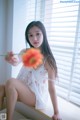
16,62,50,110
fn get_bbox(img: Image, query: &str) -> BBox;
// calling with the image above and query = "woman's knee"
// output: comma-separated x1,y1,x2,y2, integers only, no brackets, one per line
5,78,16,90
5,79,18,97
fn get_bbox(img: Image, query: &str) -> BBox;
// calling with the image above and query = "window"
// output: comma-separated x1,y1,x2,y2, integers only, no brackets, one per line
42,0,80,106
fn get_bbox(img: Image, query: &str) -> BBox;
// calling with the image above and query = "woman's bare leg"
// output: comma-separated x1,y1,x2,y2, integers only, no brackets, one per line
5,81,18,120
5,78,36,120
0,85,5,110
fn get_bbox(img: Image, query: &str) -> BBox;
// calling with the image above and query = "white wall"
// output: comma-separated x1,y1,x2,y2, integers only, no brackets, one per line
0,0,28,82
0,0,13,83
12,0,27,77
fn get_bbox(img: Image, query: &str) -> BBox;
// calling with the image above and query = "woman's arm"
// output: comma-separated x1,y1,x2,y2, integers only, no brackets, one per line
48,79,59,114
45,61,61,120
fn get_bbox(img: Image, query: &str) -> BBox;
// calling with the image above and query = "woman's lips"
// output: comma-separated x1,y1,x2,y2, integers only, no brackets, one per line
33,42,39,45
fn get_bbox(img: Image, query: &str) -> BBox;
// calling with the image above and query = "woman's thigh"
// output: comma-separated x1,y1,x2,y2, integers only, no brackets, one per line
6,78,36,107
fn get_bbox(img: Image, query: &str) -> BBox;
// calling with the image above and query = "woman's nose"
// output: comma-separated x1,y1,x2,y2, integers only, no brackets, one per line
33,36,37,41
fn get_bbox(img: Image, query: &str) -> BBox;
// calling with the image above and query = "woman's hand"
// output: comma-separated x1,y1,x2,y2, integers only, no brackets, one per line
52,113,62,120
5,51,19,66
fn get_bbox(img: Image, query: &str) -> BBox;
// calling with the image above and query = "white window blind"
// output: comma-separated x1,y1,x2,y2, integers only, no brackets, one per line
42,0,80,106
25,0,44,25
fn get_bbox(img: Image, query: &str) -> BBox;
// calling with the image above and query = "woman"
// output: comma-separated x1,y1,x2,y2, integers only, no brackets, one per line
0,21,61,120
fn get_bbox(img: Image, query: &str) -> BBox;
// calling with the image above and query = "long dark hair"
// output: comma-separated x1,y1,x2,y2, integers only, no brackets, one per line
25,21,57,77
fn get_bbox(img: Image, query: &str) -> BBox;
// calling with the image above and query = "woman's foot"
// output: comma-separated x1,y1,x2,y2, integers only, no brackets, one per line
0,85,5,110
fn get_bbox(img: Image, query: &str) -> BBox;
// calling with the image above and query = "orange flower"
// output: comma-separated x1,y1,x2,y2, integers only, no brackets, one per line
22,48,43,69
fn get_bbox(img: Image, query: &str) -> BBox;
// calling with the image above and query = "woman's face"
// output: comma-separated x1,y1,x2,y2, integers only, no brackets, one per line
28,26,43,48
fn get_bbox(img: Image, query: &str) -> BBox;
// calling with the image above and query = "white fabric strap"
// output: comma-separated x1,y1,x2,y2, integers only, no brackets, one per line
48,78,55,83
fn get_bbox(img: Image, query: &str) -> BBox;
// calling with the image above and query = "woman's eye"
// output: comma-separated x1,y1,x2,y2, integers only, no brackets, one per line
29,34,33,37
36,33,40,36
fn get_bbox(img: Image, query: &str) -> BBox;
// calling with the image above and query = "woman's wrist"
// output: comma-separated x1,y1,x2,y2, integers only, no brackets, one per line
54,110,59,114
